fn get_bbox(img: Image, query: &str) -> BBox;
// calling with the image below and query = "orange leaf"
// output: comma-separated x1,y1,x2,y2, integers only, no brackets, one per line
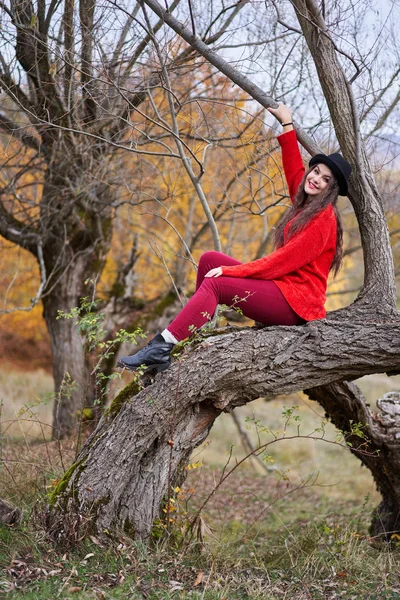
193,572,204,587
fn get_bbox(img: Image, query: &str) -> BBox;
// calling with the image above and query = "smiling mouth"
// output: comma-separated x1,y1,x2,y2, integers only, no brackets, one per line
308,181,318,190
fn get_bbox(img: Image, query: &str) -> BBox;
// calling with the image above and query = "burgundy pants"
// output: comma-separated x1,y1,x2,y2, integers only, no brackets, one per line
168,252,304,341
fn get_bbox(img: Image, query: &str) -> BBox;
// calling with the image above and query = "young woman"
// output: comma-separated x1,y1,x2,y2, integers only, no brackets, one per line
118,104,352,373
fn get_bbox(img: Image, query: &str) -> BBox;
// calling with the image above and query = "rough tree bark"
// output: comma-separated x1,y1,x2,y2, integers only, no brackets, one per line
306,384,400,537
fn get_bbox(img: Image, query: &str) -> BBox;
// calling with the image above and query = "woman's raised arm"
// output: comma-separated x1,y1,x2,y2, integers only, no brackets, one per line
267,104,294,134
268,103,304,201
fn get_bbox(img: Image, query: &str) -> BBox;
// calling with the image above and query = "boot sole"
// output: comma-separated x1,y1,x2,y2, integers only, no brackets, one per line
117,360,170,373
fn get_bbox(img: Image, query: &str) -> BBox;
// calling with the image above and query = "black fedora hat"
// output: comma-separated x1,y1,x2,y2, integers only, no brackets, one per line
309,152,352,196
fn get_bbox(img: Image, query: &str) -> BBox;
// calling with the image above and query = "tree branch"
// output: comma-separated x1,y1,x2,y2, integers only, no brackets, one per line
44,0,64,34
361,67,400,124
202,0,250,45
0,191,40,255
141,2,222,251
0,113,41,151
63,0,75,114
141,0,320,156
110,4,141,68
365,88,400,140
119,0,182,75
0,241,47,314
79,0,97,123
11,0,66,126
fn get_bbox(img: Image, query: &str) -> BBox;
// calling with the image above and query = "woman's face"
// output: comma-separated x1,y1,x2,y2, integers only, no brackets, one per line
305,164,333,196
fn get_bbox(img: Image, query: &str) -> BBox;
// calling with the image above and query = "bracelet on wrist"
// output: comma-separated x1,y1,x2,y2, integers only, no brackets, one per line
282,121,293,127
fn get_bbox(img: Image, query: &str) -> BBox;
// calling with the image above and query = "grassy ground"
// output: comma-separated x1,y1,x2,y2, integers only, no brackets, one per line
0,366,54,440
1,476,400,599
1,368,400,598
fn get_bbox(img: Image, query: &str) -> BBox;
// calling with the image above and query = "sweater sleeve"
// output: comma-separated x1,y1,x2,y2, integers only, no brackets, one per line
221,211,334,281
277,130,305,201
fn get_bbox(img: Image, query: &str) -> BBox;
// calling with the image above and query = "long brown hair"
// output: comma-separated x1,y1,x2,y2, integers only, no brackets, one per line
274,167,343,275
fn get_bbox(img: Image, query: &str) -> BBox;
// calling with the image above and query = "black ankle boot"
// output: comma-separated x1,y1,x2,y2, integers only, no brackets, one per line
117,333,174,372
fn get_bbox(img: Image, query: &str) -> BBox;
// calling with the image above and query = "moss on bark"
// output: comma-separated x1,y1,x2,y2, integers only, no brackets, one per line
48,459,85,507
105,379,142,419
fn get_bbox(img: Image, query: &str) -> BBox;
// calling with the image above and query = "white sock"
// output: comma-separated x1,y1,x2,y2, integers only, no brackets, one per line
161,329,178,345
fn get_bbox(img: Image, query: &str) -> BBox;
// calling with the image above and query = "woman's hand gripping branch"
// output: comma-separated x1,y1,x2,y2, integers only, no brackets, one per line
267,103,294,133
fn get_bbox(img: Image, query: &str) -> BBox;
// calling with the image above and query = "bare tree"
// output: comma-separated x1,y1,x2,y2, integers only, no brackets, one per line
44,0,400,541
0,0,265,437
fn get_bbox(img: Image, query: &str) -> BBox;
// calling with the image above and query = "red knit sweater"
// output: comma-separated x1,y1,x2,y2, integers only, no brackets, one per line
221,130,337,321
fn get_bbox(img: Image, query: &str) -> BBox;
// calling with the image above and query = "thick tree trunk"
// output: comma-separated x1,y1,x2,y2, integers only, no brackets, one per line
42,255,99,439
47,312,400,541
39,167,112,438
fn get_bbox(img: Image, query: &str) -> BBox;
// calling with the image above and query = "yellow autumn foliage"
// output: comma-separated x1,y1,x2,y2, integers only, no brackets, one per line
1,65,395,368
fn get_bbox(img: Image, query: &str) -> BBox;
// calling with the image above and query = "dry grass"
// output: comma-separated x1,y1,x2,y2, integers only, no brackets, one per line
1,367,399,510
1,367,400,598
0,367,54,440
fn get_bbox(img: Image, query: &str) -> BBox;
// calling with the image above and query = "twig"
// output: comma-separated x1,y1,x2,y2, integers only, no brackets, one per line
0,242,47,314
149,239,186,307
140,0,222,251
141,0,320,157
230,410,277,473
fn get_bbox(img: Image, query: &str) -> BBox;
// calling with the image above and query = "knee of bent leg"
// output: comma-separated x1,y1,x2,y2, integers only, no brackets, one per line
198,251,222,269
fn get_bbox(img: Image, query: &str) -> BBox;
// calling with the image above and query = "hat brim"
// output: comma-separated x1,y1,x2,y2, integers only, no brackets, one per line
309,154,348,196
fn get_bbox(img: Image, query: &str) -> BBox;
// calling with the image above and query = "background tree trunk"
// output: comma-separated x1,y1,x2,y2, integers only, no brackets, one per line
42,261,100,439
39,166,113,437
